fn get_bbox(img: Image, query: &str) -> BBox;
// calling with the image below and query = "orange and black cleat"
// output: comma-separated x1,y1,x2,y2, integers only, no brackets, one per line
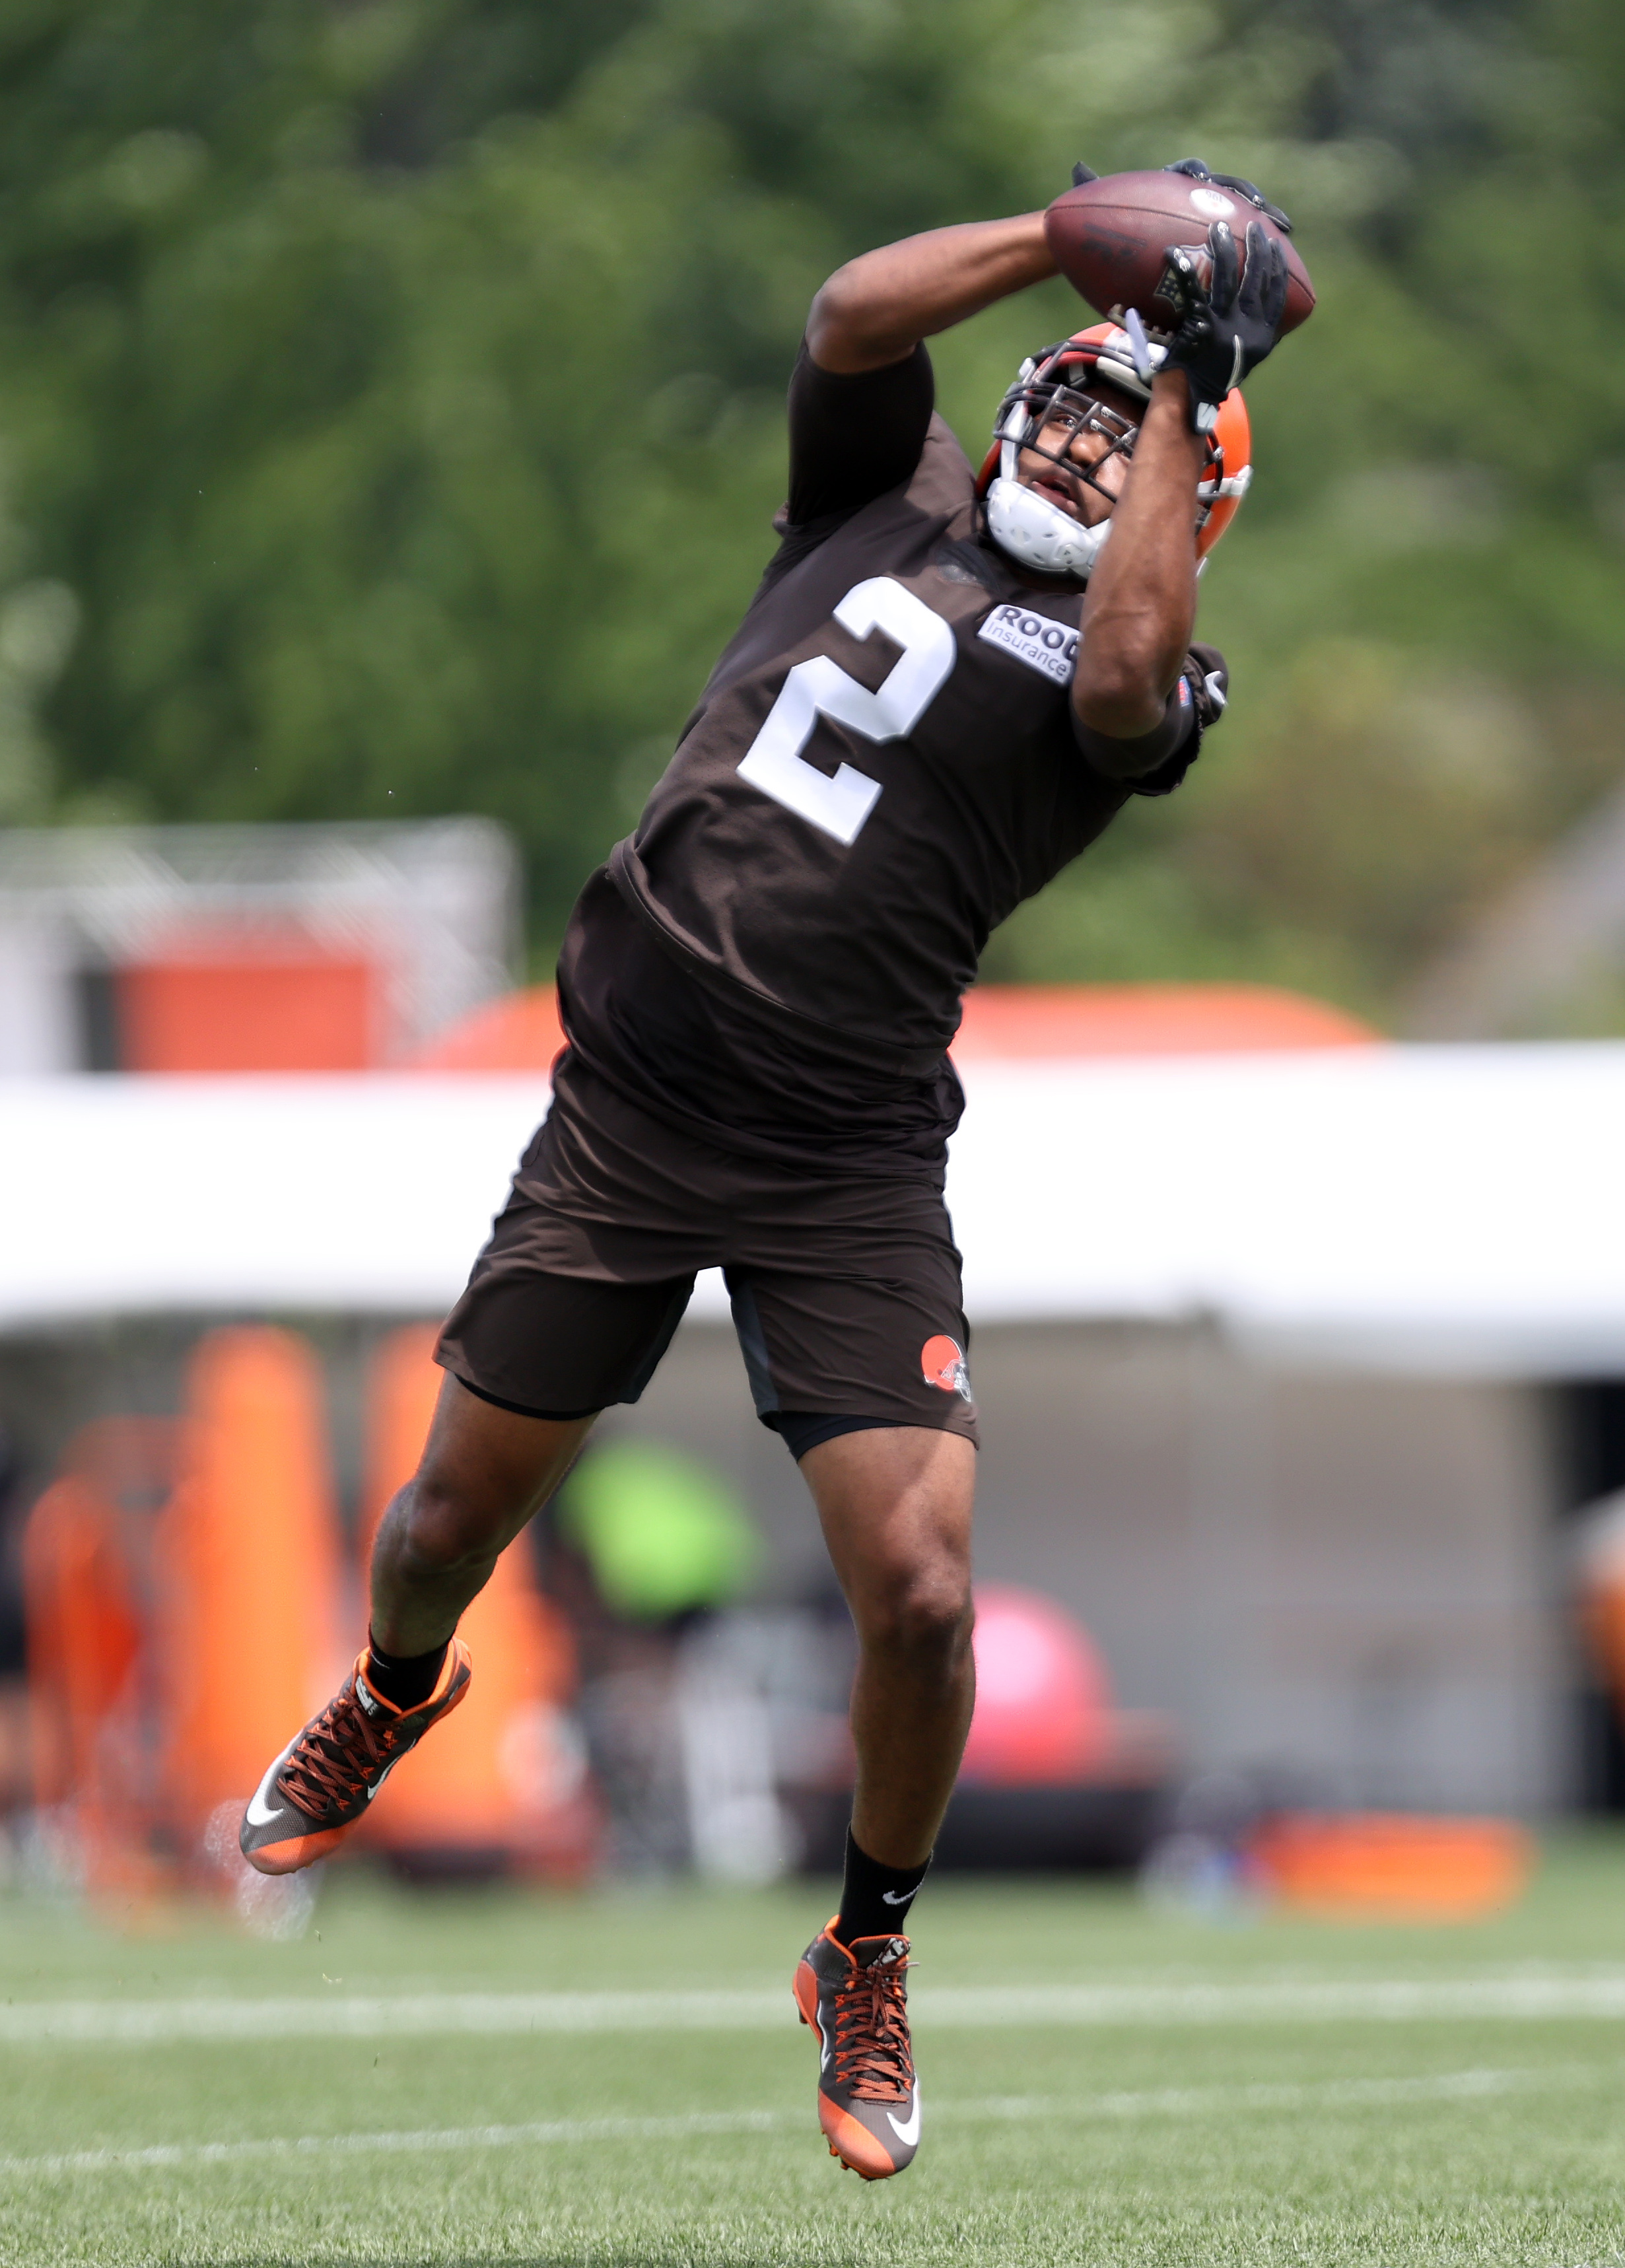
238,1641,472,1875
794,1921,920,2180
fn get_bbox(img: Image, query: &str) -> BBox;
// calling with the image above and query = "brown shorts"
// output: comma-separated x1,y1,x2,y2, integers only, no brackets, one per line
435,1054,978,1445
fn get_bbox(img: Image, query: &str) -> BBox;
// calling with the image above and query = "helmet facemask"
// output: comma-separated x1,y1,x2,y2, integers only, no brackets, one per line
979,337,1151,581
977,326,1253,582
994,364,1140,522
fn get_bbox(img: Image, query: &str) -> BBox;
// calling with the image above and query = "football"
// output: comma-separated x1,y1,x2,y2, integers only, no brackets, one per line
1045,168,1315,338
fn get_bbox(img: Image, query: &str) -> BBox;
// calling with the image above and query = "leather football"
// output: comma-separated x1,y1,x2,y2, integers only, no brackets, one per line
1045,169,1315,337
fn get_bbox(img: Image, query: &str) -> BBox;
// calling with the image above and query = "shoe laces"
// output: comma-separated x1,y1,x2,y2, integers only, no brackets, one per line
831,1944,915,2102
277,1680,407,1822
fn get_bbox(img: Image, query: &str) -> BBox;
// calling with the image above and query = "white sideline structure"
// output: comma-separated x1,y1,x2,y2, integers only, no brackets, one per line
1,1040,1612,1813
0,1041,1622,1375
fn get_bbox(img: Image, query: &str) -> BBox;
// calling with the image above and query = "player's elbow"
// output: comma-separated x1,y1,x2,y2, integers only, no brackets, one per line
807,266,905,375
1072,651,1167,743
807,269,862,368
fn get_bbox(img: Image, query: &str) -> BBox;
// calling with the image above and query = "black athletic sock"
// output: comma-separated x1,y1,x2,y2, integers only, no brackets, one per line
835,1828,930,1946
363,1632,448,1711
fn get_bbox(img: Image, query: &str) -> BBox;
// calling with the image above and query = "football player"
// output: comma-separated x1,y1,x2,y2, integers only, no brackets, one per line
241,168,1291,2181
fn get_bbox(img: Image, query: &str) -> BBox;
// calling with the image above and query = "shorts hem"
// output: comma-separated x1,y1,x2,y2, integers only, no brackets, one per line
448,1369,603,1424
761,1404,979,1455
765,1410,901,1460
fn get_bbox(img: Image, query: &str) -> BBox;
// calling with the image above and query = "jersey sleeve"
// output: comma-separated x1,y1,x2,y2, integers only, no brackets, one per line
783,339,936,527
1072,641,1229,800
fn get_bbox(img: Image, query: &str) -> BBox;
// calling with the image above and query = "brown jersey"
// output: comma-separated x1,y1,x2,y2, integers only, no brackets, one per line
608,347,1208,1076
559,343,1216,1167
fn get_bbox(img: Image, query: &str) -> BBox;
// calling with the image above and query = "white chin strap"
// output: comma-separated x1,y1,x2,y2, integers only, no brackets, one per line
983,475,1111,581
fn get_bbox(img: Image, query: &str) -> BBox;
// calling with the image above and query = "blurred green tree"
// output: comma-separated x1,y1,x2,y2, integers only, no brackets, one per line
1,0,1622,1021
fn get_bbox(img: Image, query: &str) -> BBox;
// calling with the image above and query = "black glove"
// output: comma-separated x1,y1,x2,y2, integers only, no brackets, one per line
1160,217,1288,430
1163,156,1293,234
1185,641,1229,727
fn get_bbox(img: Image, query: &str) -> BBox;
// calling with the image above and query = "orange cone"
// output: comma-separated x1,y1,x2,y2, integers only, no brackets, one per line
153,1328,343,1843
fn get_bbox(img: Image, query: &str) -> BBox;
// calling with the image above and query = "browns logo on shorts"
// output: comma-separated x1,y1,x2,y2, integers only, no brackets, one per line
920,1334,973,1404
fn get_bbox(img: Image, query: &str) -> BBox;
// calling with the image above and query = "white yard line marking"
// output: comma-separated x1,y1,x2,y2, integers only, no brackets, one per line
0,2110,782,2181
0,1989,786,2044
0,2065,1608,2182
9,1974,1625,2046
976,2063,1607,2121
923,1976,1625,2026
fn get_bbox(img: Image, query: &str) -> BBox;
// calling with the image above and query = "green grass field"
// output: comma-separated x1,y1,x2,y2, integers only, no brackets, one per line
5,1836,1625,2267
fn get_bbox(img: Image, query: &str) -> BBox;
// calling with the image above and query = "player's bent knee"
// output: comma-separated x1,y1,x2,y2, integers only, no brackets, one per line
857,1565,974,1665
382,1468,531,1577
404,1396,592,1552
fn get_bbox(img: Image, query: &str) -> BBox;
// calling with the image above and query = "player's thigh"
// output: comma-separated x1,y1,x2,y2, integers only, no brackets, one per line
419,1263,697,1555
408,1373,599,1562
727,1251,978,1636
801,1424,975,1647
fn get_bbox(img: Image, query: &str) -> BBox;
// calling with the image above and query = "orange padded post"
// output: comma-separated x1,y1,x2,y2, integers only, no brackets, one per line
154,1328,343,1837
21,1422,172,1892
22,1471,141,1808
356,1325,593,1871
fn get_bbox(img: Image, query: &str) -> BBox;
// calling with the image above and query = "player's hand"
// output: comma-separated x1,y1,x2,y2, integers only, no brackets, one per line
1159,217,1288,429
1162,156,1293,234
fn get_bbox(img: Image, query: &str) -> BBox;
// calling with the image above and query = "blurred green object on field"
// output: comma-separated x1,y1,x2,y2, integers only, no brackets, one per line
560,1438,759,1618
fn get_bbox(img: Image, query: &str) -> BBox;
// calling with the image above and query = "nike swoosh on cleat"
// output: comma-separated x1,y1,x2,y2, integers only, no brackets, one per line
244,1761,287,1830
365,1763,396,1804
885,2088,921,2147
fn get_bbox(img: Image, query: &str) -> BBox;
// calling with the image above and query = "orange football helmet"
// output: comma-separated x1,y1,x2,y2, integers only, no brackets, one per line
977,323,1253,580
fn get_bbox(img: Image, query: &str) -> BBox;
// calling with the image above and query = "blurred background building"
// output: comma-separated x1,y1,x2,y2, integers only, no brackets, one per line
0,821,518,1072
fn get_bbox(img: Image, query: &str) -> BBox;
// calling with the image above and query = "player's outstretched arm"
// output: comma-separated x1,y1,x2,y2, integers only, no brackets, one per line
807,215,1056,374
1071,368,1204,745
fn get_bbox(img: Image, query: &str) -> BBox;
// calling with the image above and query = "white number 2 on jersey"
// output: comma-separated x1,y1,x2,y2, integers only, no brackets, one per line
736,576,957,846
